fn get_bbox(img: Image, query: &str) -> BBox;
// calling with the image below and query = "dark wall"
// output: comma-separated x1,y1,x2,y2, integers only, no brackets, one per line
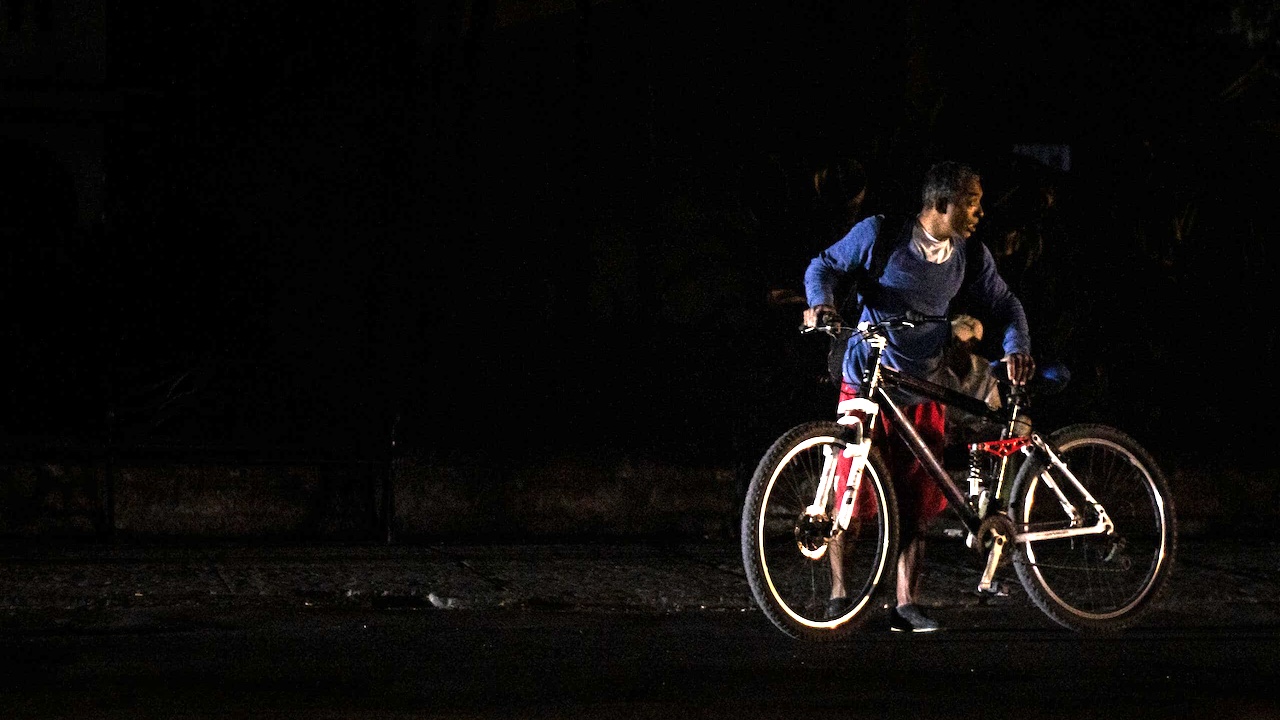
6,1,1277,476
406,0,1280,471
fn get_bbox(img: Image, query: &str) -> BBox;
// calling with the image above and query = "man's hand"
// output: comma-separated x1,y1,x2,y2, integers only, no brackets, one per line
803,304,838,329
1005,352,1036,386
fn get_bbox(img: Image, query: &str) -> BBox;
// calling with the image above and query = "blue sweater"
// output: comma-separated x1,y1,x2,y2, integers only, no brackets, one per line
804,215,1031,395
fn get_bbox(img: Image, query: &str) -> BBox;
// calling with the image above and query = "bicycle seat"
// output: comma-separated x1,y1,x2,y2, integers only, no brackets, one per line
989,360,1071,396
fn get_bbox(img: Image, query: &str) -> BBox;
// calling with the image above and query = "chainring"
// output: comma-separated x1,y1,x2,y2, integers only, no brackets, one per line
971,512,1018,563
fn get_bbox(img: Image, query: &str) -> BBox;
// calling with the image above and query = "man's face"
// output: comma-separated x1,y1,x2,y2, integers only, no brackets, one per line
946,178,984,239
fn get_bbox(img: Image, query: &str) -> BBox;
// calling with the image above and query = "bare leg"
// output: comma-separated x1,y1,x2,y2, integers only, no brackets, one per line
889,532,940,631
828,533,846,599
896,535,926,607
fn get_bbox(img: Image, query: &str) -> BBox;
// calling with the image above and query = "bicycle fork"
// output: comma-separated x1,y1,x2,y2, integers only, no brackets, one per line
800,397,877,562
832,397,878,534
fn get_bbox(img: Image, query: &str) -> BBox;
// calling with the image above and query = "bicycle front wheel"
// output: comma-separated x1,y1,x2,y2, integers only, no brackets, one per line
1010,424,1177,632
741,421,898,640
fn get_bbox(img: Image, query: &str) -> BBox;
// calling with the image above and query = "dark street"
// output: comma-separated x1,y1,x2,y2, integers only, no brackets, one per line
2,536,1278,719
6,610,1280,719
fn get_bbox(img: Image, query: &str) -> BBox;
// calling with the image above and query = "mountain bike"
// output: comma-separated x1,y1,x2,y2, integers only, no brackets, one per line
740,311,1176,640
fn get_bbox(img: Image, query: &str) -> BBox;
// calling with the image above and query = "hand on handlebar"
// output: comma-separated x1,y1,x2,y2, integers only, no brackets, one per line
802,304,840,331
1004,352,1036,386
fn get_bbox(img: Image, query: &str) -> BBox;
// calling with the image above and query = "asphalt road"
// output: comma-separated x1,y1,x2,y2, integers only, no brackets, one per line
1,535,1278,718
2,606,1277,719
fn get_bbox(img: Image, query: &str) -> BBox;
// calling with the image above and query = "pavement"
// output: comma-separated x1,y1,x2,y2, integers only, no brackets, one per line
2,532,1279,631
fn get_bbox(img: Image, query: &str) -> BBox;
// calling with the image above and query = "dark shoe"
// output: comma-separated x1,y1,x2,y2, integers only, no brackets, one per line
825,597,848,620
889,604,940,633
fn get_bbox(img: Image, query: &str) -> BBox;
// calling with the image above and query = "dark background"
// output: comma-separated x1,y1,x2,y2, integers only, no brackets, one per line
3,1,1278,477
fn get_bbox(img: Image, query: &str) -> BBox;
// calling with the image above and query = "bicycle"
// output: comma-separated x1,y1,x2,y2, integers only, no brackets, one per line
740,311,1176,640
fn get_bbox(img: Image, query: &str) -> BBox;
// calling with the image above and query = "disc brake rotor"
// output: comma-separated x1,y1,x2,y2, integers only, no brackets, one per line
795,513,833,560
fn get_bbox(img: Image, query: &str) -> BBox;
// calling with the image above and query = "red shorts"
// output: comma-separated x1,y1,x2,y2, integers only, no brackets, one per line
835,382,949,534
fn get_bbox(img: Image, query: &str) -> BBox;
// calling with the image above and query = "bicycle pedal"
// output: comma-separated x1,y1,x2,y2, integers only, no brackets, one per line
975,580,1012,599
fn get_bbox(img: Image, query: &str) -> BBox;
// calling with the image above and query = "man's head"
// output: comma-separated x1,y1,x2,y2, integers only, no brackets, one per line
920,161,983,240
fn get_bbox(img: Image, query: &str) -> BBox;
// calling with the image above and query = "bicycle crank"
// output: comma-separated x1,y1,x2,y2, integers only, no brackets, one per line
975,513,1017,595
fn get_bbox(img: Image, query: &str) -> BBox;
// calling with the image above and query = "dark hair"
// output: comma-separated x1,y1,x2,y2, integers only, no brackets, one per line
921,161,981,212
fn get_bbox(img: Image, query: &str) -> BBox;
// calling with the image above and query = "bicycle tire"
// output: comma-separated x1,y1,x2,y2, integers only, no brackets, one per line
1010,423,1177,632
741,421,899,640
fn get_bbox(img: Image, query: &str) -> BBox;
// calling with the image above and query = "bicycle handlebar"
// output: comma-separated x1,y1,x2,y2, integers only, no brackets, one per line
800,310,949,338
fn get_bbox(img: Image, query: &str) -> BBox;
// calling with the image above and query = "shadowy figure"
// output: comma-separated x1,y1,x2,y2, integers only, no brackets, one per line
942,314,1002,445
811,156,868,245
971,155,1071,367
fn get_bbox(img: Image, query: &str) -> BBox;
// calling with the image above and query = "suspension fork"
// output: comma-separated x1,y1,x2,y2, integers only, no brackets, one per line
828,398,877,533
825,325,886,534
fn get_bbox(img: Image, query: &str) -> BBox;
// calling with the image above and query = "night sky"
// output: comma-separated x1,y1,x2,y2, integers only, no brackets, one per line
3,1,1278,473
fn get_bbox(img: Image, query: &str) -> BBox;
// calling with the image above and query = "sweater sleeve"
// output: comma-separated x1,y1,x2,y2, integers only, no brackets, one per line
804,215,879,308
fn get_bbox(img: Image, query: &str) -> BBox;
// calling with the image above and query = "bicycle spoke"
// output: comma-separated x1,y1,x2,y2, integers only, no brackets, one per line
742,422,898,639
1012,425,1175,632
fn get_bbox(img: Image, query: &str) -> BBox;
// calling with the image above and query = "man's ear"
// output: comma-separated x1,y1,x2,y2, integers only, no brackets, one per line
935,199,948,214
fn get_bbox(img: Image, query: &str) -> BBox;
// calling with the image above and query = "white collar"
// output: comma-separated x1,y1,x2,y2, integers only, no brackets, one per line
911,221,954,264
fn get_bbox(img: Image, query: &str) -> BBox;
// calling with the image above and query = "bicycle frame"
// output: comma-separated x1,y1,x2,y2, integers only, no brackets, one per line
827,325,1114,547
869,365,1009,537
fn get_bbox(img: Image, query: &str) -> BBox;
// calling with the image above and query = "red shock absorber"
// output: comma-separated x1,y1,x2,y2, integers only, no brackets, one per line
968,437,1032,458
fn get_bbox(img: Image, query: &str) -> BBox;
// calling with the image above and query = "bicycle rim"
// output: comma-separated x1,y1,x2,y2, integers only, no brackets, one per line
744,423,897,637
1013,425,1176,631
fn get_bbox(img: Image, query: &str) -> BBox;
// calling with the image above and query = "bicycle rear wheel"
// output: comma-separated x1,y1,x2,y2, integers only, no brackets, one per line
1010,424,1176,632
741,421,898,640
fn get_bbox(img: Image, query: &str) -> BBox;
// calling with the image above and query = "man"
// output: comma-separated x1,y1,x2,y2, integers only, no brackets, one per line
802,160,1035,632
